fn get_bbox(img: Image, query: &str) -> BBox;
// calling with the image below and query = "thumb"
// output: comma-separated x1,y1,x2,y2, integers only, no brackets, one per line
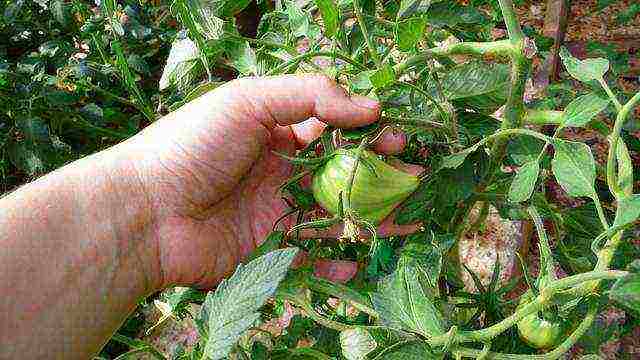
221,74,380,129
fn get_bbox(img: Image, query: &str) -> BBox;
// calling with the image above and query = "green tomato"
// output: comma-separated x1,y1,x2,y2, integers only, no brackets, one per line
311,148,419,225
516,292,567,349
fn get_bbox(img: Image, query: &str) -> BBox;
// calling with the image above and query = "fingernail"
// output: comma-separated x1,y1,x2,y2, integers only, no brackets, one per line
351,95,379,110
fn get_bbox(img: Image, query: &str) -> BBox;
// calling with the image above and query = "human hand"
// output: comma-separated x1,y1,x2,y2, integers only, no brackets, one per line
121,75,419,289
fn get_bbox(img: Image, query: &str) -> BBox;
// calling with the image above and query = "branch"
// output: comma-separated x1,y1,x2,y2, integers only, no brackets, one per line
523,109,564,125
394,40,515,75
498,0,525,43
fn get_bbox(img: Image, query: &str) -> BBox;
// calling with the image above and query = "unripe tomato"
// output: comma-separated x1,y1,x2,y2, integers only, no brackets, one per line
311,148,419,225
516,291,567,349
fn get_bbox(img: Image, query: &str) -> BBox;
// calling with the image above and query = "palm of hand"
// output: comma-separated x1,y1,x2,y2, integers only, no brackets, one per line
127,76,417,288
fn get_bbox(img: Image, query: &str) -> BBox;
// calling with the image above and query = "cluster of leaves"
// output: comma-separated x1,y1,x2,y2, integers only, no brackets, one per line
3,0,640,359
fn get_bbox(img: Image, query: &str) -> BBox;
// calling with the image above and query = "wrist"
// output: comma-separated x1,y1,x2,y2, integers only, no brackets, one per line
72,143,164,294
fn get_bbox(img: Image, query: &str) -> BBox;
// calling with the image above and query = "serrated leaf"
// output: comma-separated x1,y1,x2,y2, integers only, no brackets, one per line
159,37,200,91
610,272,640,317
340,328,377,360
200,248,298,360
551,139,596,198
617,141,634,197
395,16,427,51
370,65,396,89
314,0,340,38
613,194,640,228
509,160,540,203
371,263,445,338
562,93,610,128
559,47,610,83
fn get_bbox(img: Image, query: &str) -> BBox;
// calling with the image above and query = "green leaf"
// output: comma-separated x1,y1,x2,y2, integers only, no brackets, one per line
551,139,596,198
371,263,445,338
369,65,396,89
375,340,442,359
287,2,320,39
397,0,428,20
440,144,479,169
314,0,340,38
399,233,454,289
7,117,58,176
183,0,226,40
159,37,200,91
247,231,285,261
225,40,258,75
395,17,427,51
610,272,640,317
508,160,540,203
613,194,640,228
350,70,375,91
51,0,70,27
200,248,298,360
220,0,252,17
559,47,610,83
340,328,377,360
562,93,610,128
617,141,634,197
507,136,545,165
425,1,486,27
439,62,509,100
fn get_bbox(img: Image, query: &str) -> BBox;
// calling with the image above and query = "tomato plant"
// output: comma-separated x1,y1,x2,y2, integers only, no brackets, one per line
3,0,640,359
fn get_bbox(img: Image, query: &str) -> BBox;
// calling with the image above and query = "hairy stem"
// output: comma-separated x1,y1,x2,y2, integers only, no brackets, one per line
427,270,626,347
267,51,367,75
498,0,525,43
606,91,640,199
394,40,515,75
353,0,381,67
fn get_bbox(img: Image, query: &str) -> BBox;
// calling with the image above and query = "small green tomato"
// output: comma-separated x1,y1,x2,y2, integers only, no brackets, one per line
311,148,419,225
516,291,567,350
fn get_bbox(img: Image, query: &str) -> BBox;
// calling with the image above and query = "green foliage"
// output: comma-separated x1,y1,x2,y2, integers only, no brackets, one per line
551,139,597,198
559,47,610,83
372,262,445,338
199,248,298,359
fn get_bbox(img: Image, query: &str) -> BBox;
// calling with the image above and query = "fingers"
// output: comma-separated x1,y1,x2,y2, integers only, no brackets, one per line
225,74,380,129
290,118,327,148
291,120,409,157
371,126,407,155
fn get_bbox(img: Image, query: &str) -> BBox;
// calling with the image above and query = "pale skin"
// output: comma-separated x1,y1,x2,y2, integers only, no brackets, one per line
0,75,418,359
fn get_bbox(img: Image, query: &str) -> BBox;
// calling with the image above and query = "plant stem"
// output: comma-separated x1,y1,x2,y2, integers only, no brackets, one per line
82,81,139,109
72,116,132,140
606,91,640,199
267,51,367,75
451,302,597,359
598,77,623,112
394,40,514,75
353,0,381,67
427,270,626,347
498,0,524,43
524,109,564,125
